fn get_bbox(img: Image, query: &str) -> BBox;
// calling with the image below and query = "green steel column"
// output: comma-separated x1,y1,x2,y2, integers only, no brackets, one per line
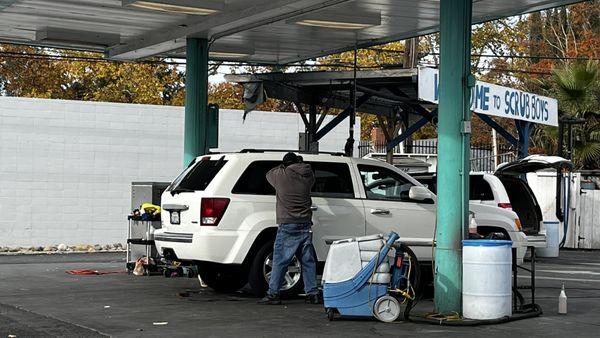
435,0,472,314
183,38,209,167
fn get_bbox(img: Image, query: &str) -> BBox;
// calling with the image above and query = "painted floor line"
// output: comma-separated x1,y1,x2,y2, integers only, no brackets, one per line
518,275,600,283
537,270,600,276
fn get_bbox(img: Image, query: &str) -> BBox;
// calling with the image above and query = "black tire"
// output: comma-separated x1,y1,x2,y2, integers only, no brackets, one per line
327,308,335,321
197,263,247,293
247,239,304,298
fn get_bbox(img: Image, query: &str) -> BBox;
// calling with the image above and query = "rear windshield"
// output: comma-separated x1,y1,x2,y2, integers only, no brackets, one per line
168,158,227,192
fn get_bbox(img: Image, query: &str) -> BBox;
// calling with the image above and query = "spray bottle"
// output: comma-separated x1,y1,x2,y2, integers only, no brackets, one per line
558,283,567,314
468,211,479,238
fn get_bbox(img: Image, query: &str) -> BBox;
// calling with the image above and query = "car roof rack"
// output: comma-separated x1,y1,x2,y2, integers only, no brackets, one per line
239,149,347,156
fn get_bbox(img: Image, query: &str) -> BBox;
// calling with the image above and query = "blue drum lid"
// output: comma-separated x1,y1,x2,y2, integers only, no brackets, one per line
462,239,512,247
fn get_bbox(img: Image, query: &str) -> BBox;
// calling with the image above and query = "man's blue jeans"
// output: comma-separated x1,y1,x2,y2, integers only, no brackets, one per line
268,222,318,296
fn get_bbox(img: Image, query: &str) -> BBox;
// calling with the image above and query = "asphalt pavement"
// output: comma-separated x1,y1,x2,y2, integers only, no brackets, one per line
0,250,599,337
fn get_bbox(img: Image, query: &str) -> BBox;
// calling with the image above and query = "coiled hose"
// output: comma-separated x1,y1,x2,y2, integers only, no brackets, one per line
402,250,543,326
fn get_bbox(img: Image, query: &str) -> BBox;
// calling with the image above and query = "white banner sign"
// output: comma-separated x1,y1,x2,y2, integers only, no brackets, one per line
418,67,558,126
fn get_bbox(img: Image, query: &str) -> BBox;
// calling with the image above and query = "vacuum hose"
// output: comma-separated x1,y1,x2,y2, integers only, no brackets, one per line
404,303,542,326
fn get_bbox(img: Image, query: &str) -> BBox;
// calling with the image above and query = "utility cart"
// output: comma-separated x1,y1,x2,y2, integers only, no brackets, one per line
126,216,161,274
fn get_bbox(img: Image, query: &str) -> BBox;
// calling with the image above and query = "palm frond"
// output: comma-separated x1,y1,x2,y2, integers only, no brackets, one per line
552,61,599,115
574,142,600,166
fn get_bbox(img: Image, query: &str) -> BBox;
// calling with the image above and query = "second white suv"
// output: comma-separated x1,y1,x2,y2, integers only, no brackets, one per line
155,151,528,297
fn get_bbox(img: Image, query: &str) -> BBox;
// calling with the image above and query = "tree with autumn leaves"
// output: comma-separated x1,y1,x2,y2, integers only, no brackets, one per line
0,44,186,105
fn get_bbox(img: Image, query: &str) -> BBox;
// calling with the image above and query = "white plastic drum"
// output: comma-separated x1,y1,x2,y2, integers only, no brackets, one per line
462,240,512,320
537,220,560,257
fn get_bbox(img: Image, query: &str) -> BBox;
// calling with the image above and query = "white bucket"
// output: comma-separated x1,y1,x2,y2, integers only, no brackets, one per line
462,240,512,320
537,221,560,258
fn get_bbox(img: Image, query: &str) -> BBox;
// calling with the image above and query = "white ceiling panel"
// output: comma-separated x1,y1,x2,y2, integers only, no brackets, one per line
0,0,584,63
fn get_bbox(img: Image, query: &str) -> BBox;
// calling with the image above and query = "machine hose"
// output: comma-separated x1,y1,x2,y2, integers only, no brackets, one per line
403,293,543,326
402,251,543,326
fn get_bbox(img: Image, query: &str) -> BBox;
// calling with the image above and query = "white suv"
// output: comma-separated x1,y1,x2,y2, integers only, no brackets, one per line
155,151,528,297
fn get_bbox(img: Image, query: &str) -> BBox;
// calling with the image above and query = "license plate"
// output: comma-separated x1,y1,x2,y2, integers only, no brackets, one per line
170,211,180,224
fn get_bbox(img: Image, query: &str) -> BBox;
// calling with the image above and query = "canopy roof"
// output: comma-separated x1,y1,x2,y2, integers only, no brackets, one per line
0,0,580,63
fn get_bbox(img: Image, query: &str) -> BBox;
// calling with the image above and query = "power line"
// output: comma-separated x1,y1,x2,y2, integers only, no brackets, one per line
365,47,600,61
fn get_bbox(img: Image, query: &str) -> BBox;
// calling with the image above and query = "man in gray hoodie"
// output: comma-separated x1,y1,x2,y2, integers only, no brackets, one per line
258,152,319,305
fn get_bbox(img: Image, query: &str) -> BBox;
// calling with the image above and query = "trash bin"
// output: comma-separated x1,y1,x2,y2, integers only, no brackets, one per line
462,239,512,320
537,220,560,257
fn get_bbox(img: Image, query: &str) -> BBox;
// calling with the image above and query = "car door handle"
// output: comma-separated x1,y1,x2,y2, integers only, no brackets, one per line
370,208,390,215
310,206,318,211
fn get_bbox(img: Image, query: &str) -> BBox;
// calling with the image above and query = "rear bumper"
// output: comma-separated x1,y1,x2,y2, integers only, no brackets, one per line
523,234,548,248
511,231,548,265
510,231,529,265
154,228,257,264
154,232,193,243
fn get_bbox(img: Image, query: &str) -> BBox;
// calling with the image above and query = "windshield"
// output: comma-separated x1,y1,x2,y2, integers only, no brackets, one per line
168,157,227,193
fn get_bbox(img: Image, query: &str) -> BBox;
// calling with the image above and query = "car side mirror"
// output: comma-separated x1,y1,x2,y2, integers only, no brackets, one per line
409,186,433,202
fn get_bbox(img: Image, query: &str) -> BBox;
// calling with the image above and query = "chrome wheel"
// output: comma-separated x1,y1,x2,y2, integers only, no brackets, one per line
263,253,302,291
373,295,401,323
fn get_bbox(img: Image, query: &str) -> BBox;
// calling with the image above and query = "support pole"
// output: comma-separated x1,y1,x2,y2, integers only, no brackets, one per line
183,38,209,167
516,120,532,159
345,45,358,157
435,0,472,314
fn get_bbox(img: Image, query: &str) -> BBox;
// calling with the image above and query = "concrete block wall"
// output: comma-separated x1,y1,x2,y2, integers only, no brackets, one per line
0,97,359,246
0,97,184,246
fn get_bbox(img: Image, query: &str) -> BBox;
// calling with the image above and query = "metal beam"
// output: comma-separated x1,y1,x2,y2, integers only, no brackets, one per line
475,113,518,147
294,102,310,128
516,120,533,159
435,0,472,314
225,68,418,85
183,38,209,167
409,104,438,121
108,0,353,59
260,81,394,116
316,108,329,130
356,85,413,103
386,114,435,151
314,94,371,141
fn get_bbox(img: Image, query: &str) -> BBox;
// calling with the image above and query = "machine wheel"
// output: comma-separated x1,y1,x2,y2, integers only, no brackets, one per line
327,308,335,321
197,263,247,293
248,240,304,298
373,295,401,323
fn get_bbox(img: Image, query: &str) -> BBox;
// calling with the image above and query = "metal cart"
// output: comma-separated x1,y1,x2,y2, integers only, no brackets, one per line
126,216,161,274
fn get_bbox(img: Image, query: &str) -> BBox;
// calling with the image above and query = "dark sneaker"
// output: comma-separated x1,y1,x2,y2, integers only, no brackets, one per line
257,294,281,305
305,293,323,304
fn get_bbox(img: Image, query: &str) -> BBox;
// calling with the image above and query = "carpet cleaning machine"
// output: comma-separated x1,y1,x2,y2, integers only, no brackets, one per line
323,231,420,322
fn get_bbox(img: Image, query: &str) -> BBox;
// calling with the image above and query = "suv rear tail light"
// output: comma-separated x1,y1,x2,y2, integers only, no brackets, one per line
498,203,512,210
200,198,230,226
514,218,523,231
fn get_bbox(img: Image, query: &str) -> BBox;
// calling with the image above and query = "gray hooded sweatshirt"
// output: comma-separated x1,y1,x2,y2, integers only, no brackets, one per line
266,162,315,224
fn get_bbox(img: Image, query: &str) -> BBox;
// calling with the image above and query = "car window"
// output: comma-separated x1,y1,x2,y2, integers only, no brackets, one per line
470,175,494,200
232,160,354,198
232,160,278,195
168,158,227,192
358,164,415,201
309,162,354,198
413,176,436,194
